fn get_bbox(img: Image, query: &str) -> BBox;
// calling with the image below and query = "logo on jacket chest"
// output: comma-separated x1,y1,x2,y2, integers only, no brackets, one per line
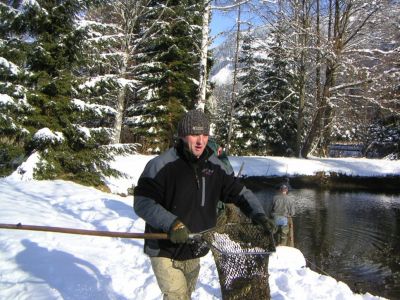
202,168,214,176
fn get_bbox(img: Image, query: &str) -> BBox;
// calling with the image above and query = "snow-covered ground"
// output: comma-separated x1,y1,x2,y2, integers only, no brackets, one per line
1,154,398,299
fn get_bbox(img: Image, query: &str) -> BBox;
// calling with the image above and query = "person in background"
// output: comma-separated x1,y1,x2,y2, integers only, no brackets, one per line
207,138,234,175
133,109,275,300
207,138,235,225
271,184,295,246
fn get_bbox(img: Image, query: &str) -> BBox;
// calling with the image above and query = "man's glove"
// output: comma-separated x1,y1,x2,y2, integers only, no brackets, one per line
252,214,276,234
168,219,190,243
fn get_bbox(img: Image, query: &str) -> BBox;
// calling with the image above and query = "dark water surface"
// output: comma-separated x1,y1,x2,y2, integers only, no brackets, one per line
255,188,400,300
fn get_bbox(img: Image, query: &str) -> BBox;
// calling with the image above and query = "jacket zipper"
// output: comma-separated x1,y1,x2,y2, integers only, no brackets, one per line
194,168,205,207
201,176,205,206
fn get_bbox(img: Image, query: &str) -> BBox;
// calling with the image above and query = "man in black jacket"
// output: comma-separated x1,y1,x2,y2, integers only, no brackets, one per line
134,109,274,300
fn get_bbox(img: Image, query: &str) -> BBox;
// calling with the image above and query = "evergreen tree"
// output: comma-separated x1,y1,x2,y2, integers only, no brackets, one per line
0,0,124,186
235,33,268,155
126,0,205,153
258,25,298,156
365,114,400,159
0,2,32,175
235,26,298,156
81,0,153,145
76,5,125,142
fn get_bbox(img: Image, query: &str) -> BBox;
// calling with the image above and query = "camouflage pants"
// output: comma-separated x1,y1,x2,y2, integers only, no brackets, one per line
150,256,200,300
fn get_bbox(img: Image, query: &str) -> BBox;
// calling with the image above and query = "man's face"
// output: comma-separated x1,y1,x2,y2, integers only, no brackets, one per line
184,134,209,158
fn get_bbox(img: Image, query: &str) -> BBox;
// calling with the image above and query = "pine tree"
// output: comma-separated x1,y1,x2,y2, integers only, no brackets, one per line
365,114,400,158
235,33,268,155
0,0,123,186
0,1,40,176
76,5,125,143
259,24,298,156
235,26,298,156
126,0,205,153
81,0,154,145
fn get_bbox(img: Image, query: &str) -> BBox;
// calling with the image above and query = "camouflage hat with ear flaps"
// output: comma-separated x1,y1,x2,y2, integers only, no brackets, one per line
178,110,210,137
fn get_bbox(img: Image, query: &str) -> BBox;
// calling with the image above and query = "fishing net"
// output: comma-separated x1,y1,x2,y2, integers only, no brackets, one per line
200,223,275,300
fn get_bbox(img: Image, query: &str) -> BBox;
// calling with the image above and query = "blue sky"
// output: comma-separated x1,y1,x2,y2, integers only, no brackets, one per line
209,5,264,48
210,9,237,47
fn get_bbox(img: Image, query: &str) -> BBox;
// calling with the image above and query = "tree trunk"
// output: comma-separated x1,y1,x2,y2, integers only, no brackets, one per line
196,0,211,111
300,0,338,158
296,0,309,157
112,56,128,144
301,62,336,158
226,3,241,155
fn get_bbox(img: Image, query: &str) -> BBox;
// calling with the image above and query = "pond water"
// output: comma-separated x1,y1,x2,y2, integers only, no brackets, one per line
254,188,400,300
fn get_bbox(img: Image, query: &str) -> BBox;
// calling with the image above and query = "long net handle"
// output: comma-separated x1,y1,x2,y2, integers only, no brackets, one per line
0,223,168,239
1,223,275,255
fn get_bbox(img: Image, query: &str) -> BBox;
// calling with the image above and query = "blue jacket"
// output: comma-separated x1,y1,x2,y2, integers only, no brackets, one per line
134,139,266,260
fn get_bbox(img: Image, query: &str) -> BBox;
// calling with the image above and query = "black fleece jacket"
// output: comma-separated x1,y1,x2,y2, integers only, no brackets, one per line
133,139,266,260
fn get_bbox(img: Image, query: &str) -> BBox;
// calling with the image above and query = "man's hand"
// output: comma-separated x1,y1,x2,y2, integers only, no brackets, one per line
252,214,276,234
168,219,190,243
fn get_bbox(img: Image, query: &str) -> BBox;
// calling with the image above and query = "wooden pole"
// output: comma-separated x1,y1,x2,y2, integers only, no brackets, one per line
288,217,294,247
0,223,168,240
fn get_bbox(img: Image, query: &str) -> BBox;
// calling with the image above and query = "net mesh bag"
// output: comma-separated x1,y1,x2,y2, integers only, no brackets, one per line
200,223,275,300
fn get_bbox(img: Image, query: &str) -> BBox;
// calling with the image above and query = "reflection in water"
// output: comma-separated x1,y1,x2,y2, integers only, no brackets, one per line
255,188,400,300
